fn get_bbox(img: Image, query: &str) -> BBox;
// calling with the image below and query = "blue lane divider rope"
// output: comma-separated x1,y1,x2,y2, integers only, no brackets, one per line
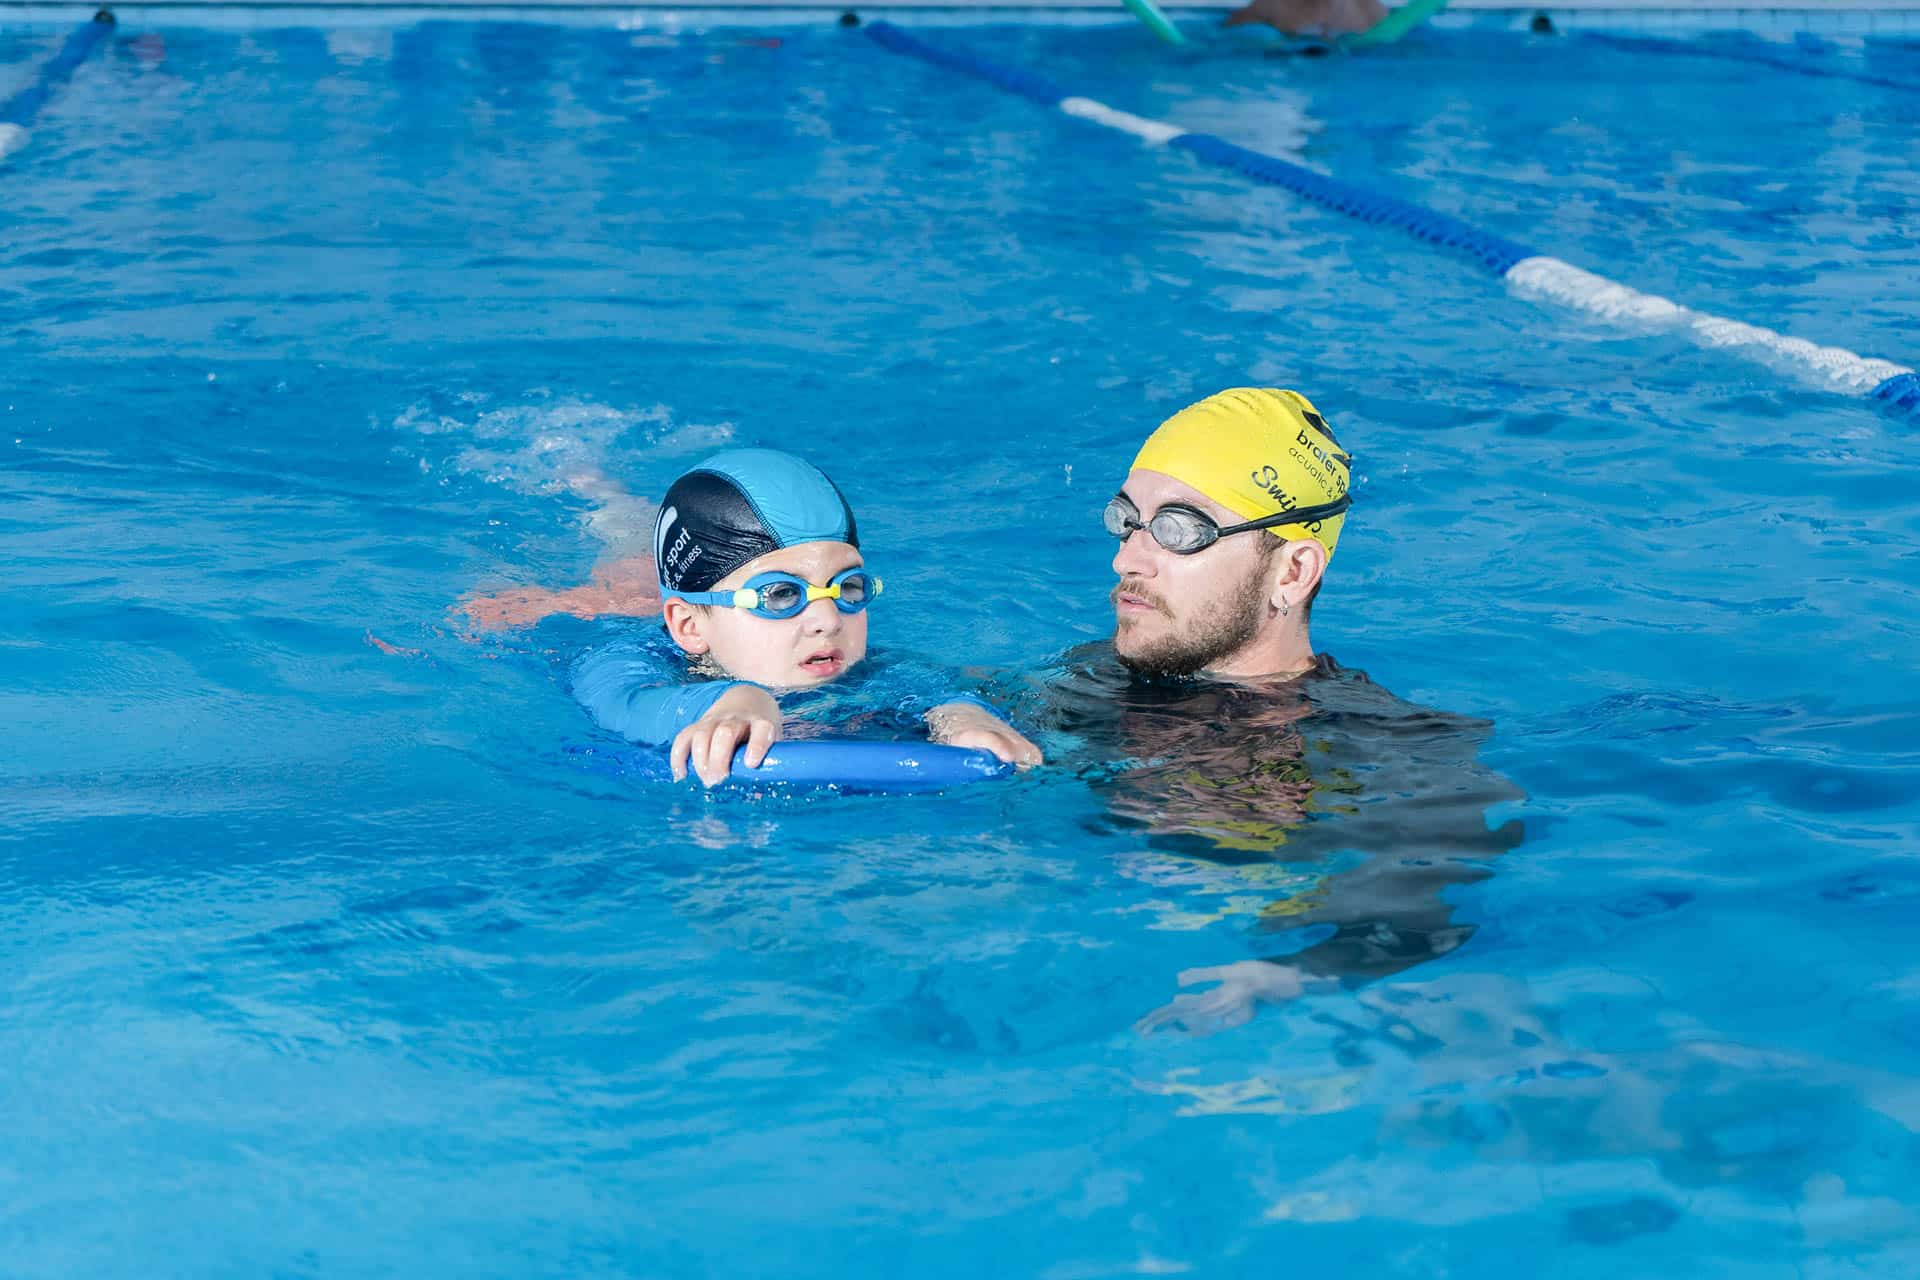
1874,373,1920,413
1169,132,1535,276
0,10,115,158
862,20,1916,420
863,20,1068,107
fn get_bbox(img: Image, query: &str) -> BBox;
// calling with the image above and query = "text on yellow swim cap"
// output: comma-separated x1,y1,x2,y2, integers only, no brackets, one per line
1130,387,1353,557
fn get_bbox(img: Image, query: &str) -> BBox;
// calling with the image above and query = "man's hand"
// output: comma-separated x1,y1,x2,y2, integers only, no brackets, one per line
1223,0,1385,35
1134,960,1309,1036
671,685,782,787
926,702,1043,768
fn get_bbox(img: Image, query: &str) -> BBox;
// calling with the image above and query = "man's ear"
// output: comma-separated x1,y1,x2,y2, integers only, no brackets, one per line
1270,538,1328,610
661,598,710,654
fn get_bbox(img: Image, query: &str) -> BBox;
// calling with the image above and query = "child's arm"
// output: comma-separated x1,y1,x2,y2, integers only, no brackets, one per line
572,639,780,785
925,698,1043,767
573,643,749,747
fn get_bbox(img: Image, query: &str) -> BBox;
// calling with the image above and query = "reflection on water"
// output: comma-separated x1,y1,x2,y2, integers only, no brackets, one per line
1140,970,1920,1257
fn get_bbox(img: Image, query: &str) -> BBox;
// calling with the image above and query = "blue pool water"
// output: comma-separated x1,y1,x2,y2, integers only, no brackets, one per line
4,17,1920,1276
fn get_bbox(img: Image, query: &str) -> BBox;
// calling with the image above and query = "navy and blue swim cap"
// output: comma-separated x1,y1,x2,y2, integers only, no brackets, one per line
654,449,859,594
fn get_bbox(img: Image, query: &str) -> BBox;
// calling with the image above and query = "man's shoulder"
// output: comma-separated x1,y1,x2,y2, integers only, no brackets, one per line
1305,651,1366,685
1038,643,1364,696
1301,657,1503,752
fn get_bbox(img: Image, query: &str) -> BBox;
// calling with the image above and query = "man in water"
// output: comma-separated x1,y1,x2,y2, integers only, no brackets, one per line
997,388,1523,1033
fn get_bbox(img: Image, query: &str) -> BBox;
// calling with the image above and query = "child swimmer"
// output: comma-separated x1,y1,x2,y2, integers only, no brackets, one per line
569,448,1042,787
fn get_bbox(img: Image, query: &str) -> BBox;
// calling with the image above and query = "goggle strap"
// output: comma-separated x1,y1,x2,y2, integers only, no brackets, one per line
665,589,736,607
1223,493,1353,536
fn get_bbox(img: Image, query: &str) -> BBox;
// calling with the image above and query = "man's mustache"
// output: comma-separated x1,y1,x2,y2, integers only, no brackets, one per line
1111,578,1173,617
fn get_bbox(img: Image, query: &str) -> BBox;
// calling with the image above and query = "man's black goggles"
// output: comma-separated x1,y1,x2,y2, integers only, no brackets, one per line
1103,491,1352,555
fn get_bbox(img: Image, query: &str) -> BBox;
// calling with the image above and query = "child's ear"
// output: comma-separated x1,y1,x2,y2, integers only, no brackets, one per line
662,598,710,654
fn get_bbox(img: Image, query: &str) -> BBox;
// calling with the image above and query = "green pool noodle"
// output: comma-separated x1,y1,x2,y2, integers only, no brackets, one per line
1343,0,1448,47
1122,0,1190,46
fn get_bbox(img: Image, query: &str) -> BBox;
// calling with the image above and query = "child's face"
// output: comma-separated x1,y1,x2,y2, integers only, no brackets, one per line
666,541,869,689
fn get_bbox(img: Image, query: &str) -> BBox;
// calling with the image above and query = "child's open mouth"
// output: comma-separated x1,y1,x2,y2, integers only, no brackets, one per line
800,648,844,678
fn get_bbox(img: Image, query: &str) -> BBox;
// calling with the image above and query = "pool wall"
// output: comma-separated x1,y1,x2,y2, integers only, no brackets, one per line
2,0,1920,32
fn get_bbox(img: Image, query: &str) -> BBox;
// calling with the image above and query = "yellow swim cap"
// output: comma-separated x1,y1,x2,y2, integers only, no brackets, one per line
1131,387,1353,557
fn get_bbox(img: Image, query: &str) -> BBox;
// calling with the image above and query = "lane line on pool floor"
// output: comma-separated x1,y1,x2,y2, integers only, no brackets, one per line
863,20,1918,419
0,9,116,161
1582,32,1920,96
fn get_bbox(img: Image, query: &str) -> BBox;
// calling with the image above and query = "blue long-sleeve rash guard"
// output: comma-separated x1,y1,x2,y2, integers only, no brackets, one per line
570,626,1000,748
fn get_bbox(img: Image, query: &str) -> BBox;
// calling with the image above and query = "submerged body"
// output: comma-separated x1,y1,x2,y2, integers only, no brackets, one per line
993,642,1524,1028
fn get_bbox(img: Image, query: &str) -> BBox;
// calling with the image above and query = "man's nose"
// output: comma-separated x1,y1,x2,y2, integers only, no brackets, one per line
1112,528,1156,579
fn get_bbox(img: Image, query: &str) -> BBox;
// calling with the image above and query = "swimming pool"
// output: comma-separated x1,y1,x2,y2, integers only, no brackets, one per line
5,14,1919,1275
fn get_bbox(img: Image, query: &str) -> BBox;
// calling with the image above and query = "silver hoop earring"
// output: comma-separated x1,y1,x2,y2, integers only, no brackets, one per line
1278,598,1291,618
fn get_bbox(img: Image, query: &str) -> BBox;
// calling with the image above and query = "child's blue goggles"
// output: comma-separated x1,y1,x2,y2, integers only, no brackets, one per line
672,567,882,620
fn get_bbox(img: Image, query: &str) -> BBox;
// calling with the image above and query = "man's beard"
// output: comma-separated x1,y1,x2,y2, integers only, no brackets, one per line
1113,564,1268,678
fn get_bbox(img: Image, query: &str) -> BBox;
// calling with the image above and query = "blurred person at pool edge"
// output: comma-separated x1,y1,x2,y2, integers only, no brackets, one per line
1223,0,1387,37
984,388,1523,1036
